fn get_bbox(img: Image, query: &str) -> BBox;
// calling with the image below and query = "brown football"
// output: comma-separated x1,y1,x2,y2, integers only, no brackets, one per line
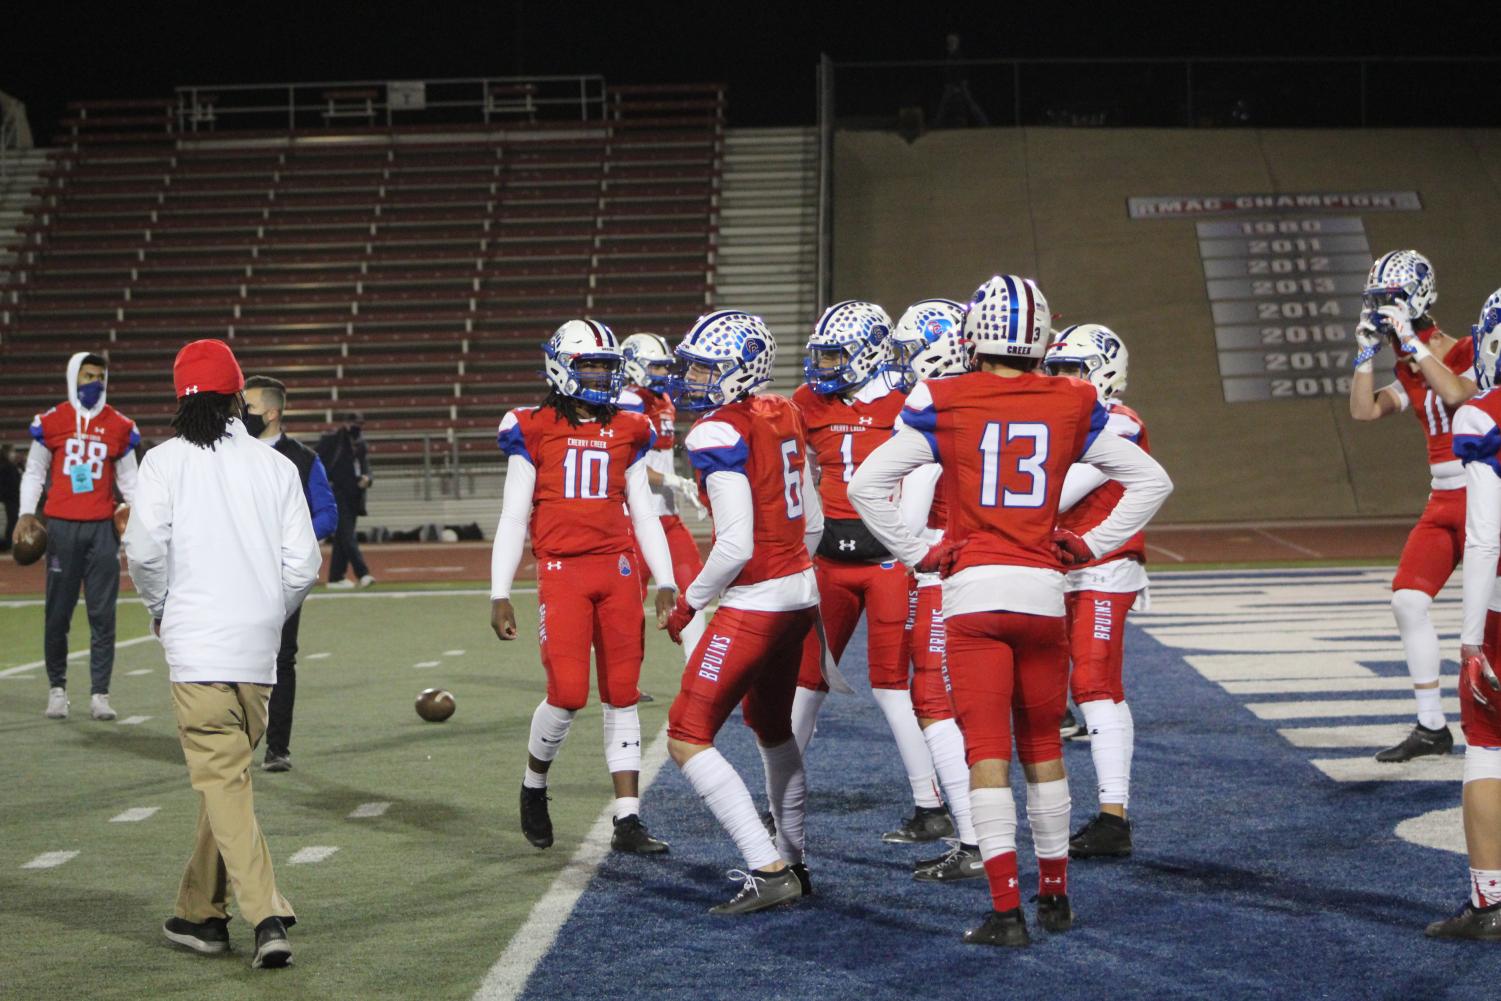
415,688,455,723
13,522,47,567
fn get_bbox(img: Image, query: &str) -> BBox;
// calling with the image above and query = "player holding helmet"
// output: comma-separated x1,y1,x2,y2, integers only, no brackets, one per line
850,275,1172,947
1433,288,1501,941
1043,323,1148,859
791,300,947,845
1349,250,1477,762
490,320,679,856
661,310,824,914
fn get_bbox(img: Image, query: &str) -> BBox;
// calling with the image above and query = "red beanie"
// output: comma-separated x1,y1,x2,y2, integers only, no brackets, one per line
173,339,244,398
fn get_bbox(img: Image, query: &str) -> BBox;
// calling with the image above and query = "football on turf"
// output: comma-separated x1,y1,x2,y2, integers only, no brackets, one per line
13,522,47,567
415,688,455,722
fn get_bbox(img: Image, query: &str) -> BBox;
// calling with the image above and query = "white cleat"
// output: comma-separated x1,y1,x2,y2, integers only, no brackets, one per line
90,694,117,721
326,579,356,590
45,687,70,720
358,574,376,589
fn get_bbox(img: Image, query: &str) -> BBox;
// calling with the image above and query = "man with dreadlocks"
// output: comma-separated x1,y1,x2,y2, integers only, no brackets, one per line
123,339,321,970
490,319,680,855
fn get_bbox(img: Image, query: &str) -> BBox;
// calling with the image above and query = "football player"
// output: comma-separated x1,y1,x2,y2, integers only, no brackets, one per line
1043,324,1148,858
660,310,823,914
618,332,709,659
490,320,679,856
1434,288,1501,941
1349,250,1477,762
791,301,947,845
849,275,1172,947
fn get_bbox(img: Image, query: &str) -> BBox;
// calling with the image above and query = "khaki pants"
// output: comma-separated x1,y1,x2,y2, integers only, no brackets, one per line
170,681,295,929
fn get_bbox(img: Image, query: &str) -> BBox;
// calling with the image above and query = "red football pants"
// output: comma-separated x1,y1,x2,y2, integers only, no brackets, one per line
1392,487,1465,596
797,556,911,692
668,606,818,746
633,514,704,600
536,552,644,711
907,584,953,720
1469,609,1501,748
944,610,1070,767
1065,590,1138,705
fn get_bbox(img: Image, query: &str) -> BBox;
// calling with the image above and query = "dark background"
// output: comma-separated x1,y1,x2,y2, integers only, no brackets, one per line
7,1,1499,135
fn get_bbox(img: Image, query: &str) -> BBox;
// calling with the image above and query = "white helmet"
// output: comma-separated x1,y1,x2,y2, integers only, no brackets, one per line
804,300,892,393
1473,288,1501,392
620,332,674,392
888,299,965,390
1044,323,1129,402
1364,249,1436,321
542,319,623,405
962,275,1051,365
672,310,776,411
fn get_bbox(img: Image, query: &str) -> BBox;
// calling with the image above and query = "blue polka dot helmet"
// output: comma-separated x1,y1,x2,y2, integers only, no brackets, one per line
1045,323,1129,403
671,310,777,411
804,300,893,394
1364,249,1436,321
1472,287,1501,392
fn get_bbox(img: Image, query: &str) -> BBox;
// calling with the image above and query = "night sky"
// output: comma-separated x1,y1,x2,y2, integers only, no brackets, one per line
7,1,1498,136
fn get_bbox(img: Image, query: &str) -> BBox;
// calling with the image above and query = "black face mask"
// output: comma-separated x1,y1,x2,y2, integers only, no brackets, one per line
242,411,268,439
347,425,362,439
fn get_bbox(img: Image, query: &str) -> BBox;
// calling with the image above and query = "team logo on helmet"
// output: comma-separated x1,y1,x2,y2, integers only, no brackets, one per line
804,300,893,394
888,299,966,390
671,310,778,411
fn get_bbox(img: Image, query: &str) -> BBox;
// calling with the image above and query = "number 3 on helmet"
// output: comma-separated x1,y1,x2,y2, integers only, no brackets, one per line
1044,323,1129,403
962,275,1051,365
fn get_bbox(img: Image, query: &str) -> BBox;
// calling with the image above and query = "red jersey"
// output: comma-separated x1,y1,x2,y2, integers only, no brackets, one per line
1058,402,1150,567
496,405,655,560
685,394,813,588
1393,326,1473,465
620,385,677,452
927,473,948,533
902,371,1106,574
30,401,139,521
793,380,906,520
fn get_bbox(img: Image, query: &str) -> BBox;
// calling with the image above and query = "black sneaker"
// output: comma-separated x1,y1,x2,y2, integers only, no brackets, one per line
1375,723,1455,762
162,915,230,955
913,842,985,882
962,908,1030,947
1035,894,1074,933
790,862,813,896
262,751,292,773
1425,901,1501,940
610,814,669,854
881,805,953,844
251,916,292,969
638,692,655,703
1059,707,1083,740
520,784,553,849
708,867,803,915
1069,812,1133,858
760,810,777,839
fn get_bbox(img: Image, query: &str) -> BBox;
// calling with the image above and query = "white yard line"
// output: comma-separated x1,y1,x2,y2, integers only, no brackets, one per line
443,650,466,657
22,851,79,870
288,846,340,864
472,724,670,1001
306,652,332,660
0,586,534,611
125,668,153,676
414,661,440,669
348,801,392,819
110,807,160,823
117,715,153,726
0,634,156,678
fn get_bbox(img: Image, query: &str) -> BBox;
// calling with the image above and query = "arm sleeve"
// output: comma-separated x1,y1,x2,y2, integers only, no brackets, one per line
121,456,172,618
1462,461,1501,646
306,456,340,541
847,425,937,568
684,471,754,610
626,459,676,590
1076,432,1174,558
898,463,941,537
1058,464,1110,514
19,440,50,516
490,455,536,600
114,450,139,506
279,467,321,618
802,461,824,556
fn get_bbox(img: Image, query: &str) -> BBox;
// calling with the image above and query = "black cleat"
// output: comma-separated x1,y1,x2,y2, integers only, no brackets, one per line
1035,894,1074,933
709,867,803,915
1375,723,1454,762
610,814,669,854
760,810,777,839
914,842,985,882
882,805,953,844
1069,812,1133,858
262,751,292,773
1425,901,1501,941
520,784,554,849
1059,707,1083,740
790,862,813,896
638,692,655,703
162,915,230,955
962,908,1030,948
251,916,292,969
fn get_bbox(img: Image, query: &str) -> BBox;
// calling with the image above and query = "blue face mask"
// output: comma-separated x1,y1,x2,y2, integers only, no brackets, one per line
77,381,104,409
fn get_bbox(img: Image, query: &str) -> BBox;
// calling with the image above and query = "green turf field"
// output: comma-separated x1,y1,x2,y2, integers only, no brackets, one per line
0,588,686,1000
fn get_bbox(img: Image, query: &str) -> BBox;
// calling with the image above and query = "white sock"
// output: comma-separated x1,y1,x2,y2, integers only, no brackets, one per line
679,610,708,664
523,767,548,790
871,687,941,808
1472,868,1501,908
602,703,642,774
1392,588,1446,729
1119,701,1135,811
791,687,827,756
1079,699,1128,810
923,719,975,843
970,786,1017,862
1025,778,1072,860
680,748,779,871
526,701,575,763
614,796,641,821
758,738,807,864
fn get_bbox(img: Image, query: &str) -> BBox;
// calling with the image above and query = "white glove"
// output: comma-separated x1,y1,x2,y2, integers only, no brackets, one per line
1353,311,1382,373
664,471,708,521
1380,304,1429,362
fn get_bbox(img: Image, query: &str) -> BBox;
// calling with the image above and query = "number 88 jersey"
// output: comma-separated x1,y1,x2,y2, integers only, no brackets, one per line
496,406,656,559
901,371,1106,574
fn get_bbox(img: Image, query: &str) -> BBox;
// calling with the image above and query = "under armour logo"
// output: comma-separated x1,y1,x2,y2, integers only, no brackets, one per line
1043,877,1063,885
1007,877,1018,888
599,428,616,437
182,385,199,395
838,539,856,551
857,416,874,425
545,561,563,570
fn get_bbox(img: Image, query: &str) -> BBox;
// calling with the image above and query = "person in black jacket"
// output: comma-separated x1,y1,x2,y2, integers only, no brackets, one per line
0,444,19,552
316,411,374,589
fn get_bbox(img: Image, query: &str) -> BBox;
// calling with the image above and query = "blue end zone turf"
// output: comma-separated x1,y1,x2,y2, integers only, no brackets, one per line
518,572,1492,1000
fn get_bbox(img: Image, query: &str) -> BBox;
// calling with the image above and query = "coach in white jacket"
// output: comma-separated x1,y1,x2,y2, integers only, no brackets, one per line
123,339,321,970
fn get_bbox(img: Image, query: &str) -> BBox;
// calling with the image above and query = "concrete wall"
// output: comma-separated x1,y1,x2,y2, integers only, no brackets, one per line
833,127,1501,522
